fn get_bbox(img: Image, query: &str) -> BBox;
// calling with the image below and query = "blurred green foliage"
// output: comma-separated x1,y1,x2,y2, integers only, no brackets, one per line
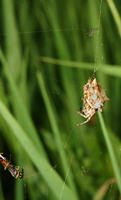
0,0,121,199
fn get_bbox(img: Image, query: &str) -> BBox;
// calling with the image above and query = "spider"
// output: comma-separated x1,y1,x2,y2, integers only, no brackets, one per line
76,77,109,126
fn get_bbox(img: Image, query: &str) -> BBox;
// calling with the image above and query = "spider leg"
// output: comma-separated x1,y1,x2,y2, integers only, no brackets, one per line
75,114,94,126
77,111,87,118
75,118,90,126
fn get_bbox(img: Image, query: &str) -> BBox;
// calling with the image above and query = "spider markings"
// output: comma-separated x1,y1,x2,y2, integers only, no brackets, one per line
0,153,23,179
76,77,109,126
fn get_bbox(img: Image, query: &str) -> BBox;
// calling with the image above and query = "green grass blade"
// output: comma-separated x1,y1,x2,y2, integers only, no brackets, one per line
0,49,47,157
15,181,24,200
0,181,5,200
2,0,22,79
98,111,121,194
40,57,121,78
37,71,79,199
0,100,78,200
107,0,121,37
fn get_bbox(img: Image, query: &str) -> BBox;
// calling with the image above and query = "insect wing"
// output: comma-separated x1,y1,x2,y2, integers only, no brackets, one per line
8,166,19,179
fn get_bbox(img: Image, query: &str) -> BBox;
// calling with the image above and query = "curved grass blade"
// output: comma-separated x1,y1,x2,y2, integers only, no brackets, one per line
0,100,78,200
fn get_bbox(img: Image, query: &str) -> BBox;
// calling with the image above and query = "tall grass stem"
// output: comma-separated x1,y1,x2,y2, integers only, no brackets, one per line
98,111,121,194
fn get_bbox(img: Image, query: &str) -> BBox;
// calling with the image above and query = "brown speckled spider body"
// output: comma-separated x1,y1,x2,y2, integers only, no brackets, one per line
76,77,109,126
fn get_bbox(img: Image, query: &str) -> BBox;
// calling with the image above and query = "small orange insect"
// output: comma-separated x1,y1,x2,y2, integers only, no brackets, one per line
0,153,23,179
